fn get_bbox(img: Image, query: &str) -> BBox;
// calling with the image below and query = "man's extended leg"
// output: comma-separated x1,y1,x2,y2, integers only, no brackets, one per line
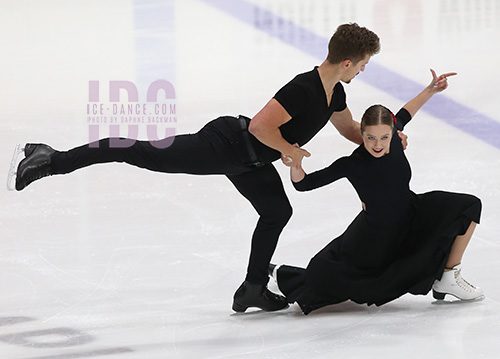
15,122,243,190
227,164,292,312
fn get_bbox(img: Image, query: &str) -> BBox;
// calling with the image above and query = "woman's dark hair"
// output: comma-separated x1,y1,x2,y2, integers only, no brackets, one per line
327,23,380,64
361,105,394,133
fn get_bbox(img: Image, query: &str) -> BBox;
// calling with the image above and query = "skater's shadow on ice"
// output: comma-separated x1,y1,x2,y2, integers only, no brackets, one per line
230,300,404,318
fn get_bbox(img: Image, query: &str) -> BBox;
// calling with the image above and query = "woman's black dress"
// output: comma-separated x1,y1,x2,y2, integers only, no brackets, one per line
277,108,482,314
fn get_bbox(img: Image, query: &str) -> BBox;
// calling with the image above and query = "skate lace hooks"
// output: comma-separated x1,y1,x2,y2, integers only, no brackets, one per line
6,144,25,191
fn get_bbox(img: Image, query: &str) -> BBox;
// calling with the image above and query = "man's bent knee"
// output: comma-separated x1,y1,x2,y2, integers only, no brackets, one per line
262,202,293,227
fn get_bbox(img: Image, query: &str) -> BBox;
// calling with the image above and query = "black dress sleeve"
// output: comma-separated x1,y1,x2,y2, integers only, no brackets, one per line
394,108,412,131
293,157,350,192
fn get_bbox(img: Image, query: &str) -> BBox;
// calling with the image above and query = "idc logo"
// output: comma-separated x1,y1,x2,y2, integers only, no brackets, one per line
86,80,177,149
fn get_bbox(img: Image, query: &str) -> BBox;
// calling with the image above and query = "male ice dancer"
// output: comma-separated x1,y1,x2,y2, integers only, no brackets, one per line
15,23,393,313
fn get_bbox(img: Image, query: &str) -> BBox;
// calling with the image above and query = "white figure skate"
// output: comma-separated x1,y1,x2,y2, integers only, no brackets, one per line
432,265,484,302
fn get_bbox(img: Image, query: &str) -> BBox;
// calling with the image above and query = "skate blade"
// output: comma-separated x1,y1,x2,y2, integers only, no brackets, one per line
6,144,24,191
432,294,485,305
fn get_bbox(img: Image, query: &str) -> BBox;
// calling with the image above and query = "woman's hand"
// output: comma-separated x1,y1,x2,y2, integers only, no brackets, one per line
403,69,457,118
428,69,457,94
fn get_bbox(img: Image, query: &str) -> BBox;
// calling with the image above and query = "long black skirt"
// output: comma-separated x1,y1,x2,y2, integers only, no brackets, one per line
276,191,481,314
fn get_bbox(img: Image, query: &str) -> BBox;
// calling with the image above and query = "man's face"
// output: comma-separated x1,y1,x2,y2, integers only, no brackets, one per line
342,54,370,83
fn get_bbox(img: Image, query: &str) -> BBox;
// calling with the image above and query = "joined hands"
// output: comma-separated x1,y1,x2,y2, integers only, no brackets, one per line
281,143,310,169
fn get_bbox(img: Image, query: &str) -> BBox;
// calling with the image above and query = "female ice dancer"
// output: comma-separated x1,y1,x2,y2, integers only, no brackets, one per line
271,69,484,314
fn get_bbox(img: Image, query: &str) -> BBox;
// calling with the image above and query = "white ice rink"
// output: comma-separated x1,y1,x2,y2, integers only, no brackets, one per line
1,0,500,358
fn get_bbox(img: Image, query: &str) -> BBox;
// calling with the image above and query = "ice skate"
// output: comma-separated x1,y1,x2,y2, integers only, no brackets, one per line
432,265,484,302
7,143,36,191
232,281,288,313
6,144,26,191
13,143,55,191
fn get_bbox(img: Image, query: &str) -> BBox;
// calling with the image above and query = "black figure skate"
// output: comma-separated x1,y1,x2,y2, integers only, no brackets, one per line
7,143,55,191
232,281,288,313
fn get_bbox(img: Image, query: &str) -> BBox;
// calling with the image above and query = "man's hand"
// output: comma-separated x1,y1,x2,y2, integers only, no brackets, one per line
281,144,308,182
281,143,311,168
397,130,408,150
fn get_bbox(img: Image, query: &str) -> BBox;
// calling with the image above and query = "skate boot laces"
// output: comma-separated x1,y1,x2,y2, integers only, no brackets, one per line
454,268,478,292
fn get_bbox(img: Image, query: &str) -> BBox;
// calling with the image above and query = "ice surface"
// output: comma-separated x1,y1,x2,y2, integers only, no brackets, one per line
1,0,499,358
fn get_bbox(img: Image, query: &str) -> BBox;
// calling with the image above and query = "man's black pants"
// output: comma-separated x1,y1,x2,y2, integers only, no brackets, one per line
51,116,292,284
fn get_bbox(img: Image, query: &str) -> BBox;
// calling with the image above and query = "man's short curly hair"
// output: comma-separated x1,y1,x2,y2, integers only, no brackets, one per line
327,23,380,64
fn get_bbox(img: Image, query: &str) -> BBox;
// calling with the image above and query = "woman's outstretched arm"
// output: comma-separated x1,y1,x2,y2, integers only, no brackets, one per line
403,69,457,118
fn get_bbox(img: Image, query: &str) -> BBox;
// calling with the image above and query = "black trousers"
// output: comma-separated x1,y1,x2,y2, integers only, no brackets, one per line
51,116,292,285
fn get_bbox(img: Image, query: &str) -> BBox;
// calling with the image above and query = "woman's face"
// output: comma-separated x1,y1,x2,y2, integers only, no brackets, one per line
362,124,392,158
